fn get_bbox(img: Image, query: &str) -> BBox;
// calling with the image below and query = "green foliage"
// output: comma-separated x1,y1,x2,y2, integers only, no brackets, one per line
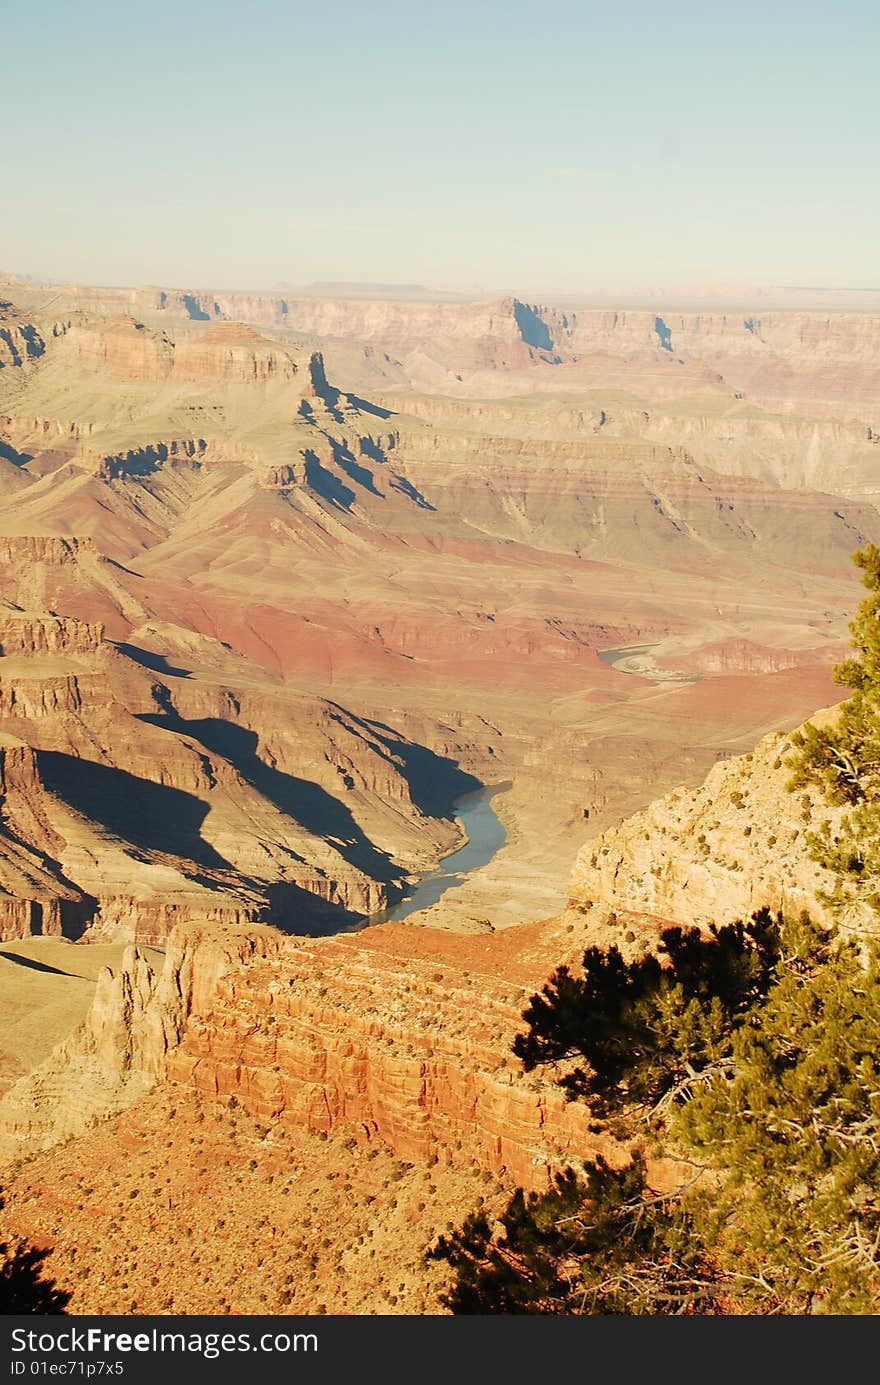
433,915,880,1314
513,911,781,1119
434,549,880,1314
430,1156,721,1315
787,543,880,919
679,920,880,1314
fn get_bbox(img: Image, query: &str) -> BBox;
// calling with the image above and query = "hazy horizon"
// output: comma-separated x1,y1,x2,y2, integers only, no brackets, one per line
3,5,880,1321
4,0,879,292
7,269,880,317
8,270,880,295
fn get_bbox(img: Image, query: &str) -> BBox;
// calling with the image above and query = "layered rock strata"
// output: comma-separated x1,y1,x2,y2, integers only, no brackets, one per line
167,926,605,1188
569,706,859,932
0,918,611,1189
0,924,283,1154
0,610,463,943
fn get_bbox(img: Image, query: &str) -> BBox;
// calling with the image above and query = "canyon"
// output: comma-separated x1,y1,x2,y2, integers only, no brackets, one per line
1,273,878,1312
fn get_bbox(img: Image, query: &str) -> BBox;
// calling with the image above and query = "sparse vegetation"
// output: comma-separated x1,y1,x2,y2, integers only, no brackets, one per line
0,1090,490,1316
1,1192,70,1313
433,548,880,1314
434,911,880,1313
788,543,880,925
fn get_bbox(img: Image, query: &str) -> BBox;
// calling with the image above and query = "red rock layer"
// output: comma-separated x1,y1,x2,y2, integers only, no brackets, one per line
172,324,299,383
65,317,173,381
166,921,611,1190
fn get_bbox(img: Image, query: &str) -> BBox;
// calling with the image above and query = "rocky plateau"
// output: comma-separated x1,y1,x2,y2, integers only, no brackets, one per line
1,272,878,1312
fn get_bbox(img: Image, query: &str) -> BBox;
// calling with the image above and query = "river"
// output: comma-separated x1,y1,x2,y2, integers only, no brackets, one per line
598,643,695,684
374,783,509,923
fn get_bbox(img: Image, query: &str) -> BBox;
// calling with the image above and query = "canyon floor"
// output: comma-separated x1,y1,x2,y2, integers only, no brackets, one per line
0,277,877,1312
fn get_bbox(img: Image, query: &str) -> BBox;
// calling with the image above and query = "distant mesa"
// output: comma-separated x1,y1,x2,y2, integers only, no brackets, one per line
65,315,173,380
60,313,302,384
289,281,471,301
173,321,299,384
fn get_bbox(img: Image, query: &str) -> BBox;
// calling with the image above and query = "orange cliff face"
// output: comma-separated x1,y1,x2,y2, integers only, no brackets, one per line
0,914,619,1190
166,922,612,1189
172,323,300,383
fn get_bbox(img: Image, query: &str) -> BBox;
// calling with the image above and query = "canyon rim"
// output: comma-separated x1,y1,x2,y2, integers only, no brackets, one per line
4,0,880,1328
1,274,878,1314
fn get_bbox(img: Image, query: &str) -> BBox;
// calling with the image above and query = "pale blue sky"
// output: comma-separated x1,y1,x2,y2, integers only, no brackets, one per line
4,1,878,292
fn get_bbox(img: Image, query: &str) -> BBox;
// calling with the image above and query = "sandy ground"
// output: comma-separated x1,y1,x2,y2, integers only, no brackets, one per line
1,1087,498,1315
0,940,163,1095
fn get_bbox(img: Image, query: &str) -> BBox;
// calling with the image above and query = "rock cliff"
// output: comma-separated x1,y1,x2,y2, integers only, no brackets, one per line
0,740,93,940
0,303,45,370
166,924,609,1188
569,706,860,932
172,323,299,383
113,288,880,423
0,923,283,1154
64,316,174,381
0,609,466,943
58,315,303,386
0,611,104,657
0,916,611,1189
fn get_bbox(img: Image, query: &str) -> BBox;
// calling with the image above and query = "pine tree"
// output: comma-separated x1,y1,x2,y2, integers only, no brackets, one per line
432,909,792,1314
430,1156,722,1315
432,913,880,1314
513,911,781,1121
678,917,880,1313
433,547,880,1314
788,543,880,925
